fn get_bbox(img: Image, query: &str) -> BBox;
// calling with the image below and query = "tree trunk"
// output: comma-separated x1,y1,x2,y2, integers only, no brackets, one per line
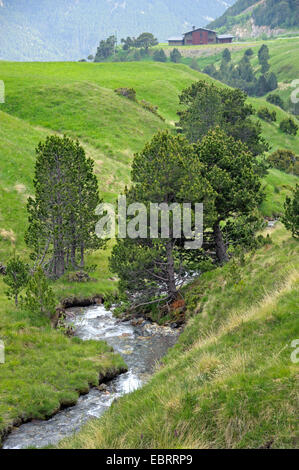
166,240,177,301
80,242,84,268
15,294,18,307
213,221,229,264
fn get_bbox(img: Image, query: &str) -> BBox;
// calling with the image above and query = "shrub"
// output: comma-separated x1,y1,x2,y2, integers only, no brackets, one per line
280,118,298,135
153,49,167,62
268,149,297,173
4,257,29,306
245,48,254,56
257,106,276,122
114,87,137,101
23,267,56,319
170,48,182,63
140,100,165,121
266,93,285,109
282,184,299,239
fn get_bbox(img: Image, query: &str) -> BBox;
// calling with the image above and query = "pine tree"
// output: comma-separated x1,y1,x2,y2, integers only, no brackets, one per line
170,48,182,63
222,48,231,63
197,128,264,263
109,131,215,309
24,267,56,319
4,257,29,306
258,44,270,74
26,136,104,278
282,184,299,239
178,81,269,156
153,49,167,62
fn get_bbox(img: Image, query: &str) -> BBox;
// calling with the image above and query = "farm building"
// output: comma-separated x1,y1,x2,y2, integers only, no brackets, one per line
168,27,234,46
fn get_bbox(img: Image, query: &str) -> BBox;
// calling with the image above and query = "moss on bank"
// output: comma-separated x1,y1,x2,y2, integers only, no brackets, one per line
0,286,127,446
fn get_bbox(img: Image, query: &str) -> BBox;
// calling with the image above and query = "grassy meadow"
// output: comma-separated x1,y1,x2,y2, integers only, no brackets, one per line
0,57,298,447
57,225,299,449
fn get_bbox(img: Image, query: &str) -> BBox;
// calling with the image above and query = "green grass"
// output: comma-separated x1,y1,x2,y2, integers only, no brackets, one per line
170,37,299,113
57,225,299,449
0,60,298,447
0,284,126,442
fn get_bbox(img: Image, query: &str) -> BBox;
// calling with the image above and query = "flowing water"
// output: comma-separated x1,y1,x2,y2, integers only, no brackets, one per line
2,305,179,449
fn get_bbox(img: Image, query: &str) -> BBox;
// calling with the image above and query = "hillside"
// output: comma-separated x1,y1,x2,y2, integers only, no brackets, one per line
0,59,298,448
57,224,299,449
160,37,299,118
0,0,236,61
208,0,299,38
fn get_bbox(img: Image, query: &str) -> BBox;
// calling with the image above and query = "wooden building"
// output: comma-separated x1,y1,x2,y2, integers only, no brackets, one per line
168,27,234,46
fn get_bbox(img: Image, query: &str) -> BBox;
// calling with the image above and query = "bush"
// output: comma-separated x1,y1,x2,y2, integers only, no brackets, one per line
23,267,56,319
140,100,165,121
279,118,298,135
153,49,167,62
190,58,201,71
170,48,182,63
282,184,299,239
268,149,297,173
114,87,137,101
4,257,29,306
266,93,285,109
257,106,276,122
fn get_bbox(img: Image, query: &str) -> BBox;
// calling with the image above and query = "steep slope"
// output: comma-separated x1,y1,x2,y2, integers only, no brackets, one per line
0,0,236,61
57,224,299,449
208,0,299,38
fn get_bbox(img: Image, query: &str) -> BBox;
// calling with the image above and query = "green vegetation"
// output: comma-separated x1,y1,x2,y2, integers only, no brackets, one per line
57,225,299,449
3,257,29,306
268,149,298,175
207,0,299,33
0,282,126,442
26,135,103,278
282,184,299,238
0,58,298,448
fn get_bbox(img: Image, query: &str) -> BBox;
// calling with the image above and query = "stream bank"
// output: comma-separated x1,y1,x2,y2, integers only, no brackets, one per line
2,304,180,449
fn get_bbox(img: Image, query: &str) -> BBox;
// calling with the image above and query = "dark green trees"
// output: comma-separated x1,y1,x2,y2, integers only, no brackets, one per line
178,81,269,156
258,44,270,74
26,136,103,279
95,36,117,61
153,49,167,62
196,128,264,263
280,118,298,136
109,131,214,307
282,184,299,239
24,267,56,319
135,33,158,51
222,48,231,63
4,257,29,306
170,48,182,63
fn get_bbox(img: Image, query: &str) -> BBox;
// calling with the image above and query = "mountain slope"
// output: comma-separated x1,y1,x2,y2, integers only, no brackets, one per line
0,0,236,61
57,224,299,449
208,0,299,37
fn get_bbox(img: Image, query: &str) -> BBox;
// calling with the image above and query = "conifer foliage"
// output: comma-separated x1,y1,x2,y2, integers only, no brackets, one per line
26,136,103,279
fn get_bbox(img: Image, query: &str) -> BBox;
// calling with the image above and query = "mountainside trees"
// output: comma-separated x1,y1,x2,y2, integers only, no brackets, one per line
178,80,269,156
203,46,278,98
94,35,117,61
109,131,215,308
26,136,103,278
196,128,264,263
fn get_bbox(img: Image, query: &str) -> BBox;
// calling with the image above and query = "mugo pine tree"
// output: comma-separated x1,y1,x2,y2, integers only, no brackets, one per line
26,136,104,278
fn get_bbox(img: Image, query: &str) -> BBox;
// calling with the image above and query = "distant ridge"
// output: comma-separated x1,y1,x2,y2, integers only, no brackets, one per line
208,0,299,38
0,0,236,61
